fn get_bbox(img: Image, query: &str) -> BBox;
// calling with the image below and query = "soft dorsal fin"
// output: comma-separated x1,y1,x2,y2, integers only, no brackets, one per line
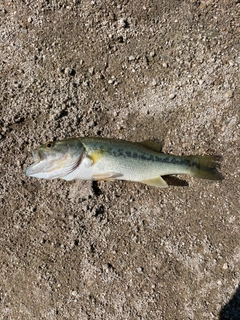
135,140,164,152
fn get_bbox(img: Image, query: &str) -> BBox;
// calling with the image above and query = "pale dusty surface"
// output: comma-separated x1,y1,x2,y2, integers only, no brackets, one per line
0,0,240,319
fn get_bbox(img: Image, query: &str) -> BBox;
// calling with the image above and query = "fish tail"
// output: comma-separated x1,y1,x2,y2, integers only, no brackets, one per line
187,155,223,180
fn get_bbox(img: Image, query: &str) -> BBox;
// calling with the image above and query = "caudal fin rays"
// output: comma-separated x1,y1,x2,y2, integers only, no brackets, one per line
187,155,223,181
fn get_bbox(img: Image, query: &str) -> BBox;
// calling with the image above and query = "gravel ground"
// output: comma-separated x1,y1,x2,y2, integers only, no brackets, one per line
1,0,240,319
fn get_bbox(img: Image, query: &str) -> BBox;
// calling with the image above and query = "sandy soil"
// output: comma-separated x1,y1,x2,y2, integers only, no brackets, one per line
1,0,240,319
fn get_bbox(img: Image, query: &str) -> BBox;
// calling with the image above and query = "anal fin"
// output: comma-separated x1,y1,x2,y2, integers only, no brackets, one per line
141,176,168,188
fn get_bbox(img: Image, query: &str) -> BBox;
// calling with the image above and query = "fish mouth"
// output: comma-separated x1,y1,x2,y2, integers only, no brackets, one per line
25,149,48,177
25,149,84,179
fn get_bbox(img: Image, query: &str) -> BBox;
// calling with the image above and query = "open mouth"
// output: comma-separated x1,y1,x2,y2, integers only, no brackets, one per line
25,148,84,179
25,149,47,177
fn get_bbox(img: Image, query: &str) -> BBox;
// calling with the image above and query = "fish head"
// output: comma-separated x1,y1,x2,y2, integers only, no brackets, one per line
25,138,85,179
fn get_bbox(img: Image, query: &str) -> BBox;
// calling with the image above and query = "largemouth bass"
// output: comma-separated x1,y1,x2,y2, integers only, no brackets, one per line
25,137,223,187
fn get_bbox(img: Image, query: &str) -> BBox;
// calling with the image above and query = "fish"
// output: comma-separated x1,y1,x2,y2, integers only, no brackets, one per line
25,137,223,187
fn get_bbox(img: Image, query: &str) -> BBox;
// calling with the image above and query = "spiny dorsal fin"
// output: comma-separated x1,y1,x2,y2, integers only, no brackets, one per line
135,140,164,152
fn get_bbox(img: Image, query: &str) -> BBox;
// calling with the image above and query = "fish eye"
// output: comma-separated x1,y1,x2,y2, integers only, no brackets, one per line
45,141,54,149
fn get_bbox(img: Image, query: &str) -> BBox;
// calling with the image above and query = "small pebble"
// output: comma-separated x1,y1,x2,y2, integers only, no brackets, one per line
169,93,176,99
151,79,157,86
118,18,128,29
88,67,94,75
64,67,72,76
222,263,228,270
224,90,234,99
82,80,89,87
88,120,94,127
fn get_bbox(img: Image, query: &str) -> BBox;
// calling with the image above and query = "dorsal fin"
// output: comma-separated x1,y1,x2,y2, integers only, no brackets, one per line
135,140,164,152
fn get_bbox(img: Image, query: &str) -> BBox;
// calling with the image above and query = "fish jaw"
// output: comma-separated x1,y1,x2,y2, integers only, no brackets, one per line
25,160,51,179
25,149,67,179
25,149,49,178
25,154,80,179
25,142,85,180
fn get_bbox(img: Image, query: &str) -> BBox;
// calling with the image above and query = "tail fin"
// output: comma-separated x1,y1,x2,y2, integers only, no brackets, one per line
188,155,223,180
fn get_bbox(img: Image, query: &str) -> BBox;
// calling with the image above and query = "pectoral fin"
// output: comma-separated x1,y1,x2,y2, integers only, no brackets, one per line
92,172,123,181
141,176,168,188
88,149,105,165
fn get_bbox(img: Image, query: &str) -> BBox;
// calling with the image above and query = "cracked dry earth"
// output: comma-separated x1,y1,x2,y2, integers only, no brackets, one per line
0,0,240,319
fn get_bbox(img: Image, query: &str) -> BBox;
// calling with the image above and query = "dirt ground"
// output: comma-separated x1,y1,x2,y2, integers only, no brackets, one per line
0,0,240,319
